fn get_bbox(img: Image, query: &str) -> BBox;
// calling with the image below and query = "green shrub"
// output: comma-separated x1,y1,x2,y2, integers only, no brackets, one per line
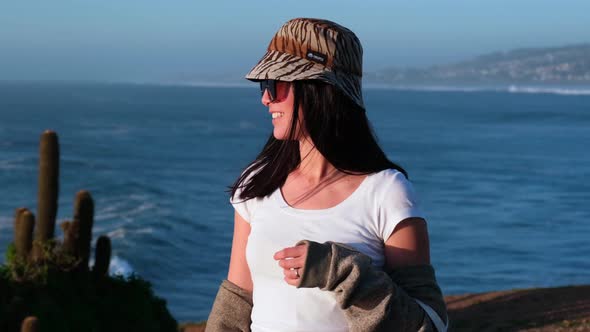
0,242,177,332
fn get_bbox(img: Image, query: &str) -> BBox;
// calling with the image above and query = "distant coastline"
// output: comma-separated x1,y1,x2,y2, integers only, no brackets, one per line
362,83,590,96
365,43,590,87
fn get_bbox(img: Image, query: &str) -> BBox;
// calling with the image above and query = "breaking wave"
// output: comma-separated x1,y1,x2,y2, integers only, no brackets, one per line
507,85,590,96
89,255,134,278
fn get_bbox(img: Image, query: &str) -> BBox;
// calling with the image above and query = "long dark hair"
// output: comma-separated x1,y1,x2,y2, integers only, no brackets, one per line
229,80,407,201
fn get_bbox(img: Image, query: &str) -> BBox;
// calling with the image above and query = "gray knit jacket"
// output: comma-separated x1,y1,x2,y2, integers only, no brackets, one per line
206,240,448,332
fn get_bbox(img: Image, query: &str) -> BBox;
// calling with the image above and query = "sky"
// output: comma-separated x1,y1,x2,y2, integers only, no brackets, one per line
1,0,589,83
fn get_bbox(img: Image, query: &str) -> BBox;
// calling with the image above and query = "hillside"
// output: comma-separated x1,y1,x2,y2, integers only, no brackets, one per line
366,44,590,86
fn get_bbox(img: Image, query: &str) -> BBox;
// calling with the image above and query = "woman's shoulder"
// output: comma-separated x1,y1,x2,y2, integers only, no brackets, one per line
365,168,424,240
369,168,411,188
377,168,407,179
368,168,418,202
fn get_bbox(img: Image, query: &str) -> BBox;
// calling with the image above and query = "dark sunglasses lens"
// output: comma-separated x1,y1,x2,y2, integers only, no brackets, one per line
260,80,276,101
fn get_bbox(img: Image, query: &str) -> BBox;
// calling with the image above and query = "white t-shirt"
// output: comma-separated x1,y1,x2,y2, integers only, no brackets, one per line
230,168,424,332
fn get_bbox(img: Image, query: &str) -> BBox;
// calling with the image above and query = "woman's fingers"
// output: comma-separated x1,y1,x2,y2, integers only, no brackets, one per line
274,242,309,286
283,267,300,279
283,268,301,286
278,256,303,269
273,244,306,260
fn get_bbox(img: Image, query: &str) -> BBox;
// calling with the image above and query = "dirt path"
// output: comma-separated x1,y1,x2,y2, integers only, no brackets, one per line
180,284,590,332
447,285,590,331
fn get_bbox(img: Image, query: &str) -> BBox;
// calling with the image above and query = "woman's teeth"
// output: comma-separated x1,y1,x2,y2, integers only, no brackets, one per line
272,112,284,119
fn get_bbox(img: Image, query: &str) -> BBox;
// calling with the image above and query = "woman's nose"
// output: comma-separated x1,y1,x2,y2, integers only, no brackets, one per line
261,89,272,106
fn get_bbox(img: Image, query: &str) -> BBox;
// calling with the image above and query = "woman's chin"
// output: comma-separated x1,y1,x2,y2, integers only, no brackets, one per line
273,129,287,140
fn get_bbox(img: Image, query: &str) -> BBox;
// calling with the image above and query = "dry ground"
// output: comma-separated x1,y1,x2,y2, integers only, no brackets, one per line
179,284,590,332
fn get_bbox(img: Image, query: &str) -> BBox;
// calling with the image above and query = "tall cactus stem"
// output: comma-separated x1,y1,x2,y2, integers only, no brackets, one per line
74,190,94,271
60,220,79,257
35,130,59,243
93,235,111,277
15,209,35,261
20,316,39,332
13,207,26,235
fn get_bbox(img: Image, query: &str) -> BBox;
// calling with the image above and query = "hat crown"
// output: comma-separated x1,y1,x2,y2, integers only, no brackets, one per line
267,18,363,76
245,17,365,109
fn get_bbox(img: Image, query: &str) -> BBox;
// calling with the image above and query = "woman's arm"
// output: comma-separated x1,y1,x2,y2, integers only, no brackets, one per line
384,217,430,270
275,217,447,332
228,211,253,291
205,211,253,332
384,218,448,331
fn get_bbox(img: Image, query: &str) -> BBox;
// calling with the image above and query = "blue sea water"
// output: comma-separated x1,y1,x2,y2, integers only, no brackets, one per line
0,82,589,322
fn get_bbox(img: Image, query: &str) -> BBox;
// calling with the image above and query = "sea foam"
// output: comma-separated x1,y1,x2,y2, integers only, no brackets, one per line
89,255,134,278
507,85,590,96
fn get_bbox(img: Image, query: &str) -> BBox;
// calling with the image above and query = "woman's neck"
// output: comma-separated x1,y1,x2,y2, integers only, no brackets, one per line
296,137,340,186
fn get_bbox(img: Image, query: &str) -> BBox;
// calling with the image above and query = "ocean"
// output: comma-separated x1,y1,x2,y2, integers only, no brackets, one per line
1,81,589,322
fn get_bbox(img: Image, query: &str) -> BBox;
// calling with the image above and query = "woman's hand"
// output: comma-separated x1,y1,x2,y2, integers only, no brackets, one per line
273,242,308,286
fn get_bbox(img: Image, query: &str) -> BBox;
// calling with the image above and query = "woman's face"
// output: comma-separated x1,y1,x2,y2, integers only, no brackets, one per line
261,81,305,140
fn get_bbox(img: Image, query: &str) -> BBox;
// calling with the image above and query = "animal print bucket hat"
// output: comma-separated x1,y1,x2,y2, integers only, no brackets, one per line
245,18,365,110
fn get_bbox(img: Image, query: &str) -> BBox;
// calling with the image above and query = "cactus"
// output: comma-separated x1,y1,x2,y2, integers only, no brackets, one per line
74,190,94,271
6,130,177,332
13,207,26,232
35,130,59,243
14,209,35,261
9,130,111,280
60,220,79,257
20,316,38,332
93,235,111,277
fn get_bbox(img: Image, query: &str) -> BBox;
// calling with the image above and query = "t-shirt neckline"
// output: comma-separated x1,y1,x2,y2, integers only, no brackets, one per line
273,171,379,216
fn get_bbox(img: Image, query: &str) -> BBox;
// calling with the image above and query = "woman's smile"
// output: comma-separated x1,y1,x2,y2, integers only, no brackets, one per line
271,112,284,119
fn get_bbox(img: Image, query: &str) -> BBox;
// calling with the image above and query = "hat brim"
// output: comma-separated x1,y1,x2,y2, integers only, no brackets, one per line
245,50,327,82
245,50,365,109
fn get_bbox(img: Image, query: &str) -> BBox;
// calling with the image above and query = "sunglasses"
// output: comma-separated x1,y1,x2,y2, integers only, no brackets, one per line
259,79,289,103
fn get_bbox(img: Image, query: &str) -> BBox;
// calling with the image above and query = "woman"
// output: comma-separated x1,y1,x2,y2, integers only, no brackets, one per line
206,18,448,332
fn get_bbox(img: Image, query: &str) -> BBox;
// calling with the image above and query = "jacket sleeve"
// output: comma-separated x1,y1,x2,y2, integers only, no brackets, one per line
205,279,253,332
295,240,448,332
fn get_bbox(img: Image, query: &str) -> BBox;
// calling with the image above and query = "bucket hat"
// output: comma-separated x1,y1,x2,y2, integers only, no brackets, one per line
245,18,364,109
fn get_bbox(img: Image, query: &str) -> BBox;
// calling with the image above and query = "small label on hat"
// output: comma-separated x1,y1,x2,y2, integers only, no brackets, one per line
306,51,328,65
